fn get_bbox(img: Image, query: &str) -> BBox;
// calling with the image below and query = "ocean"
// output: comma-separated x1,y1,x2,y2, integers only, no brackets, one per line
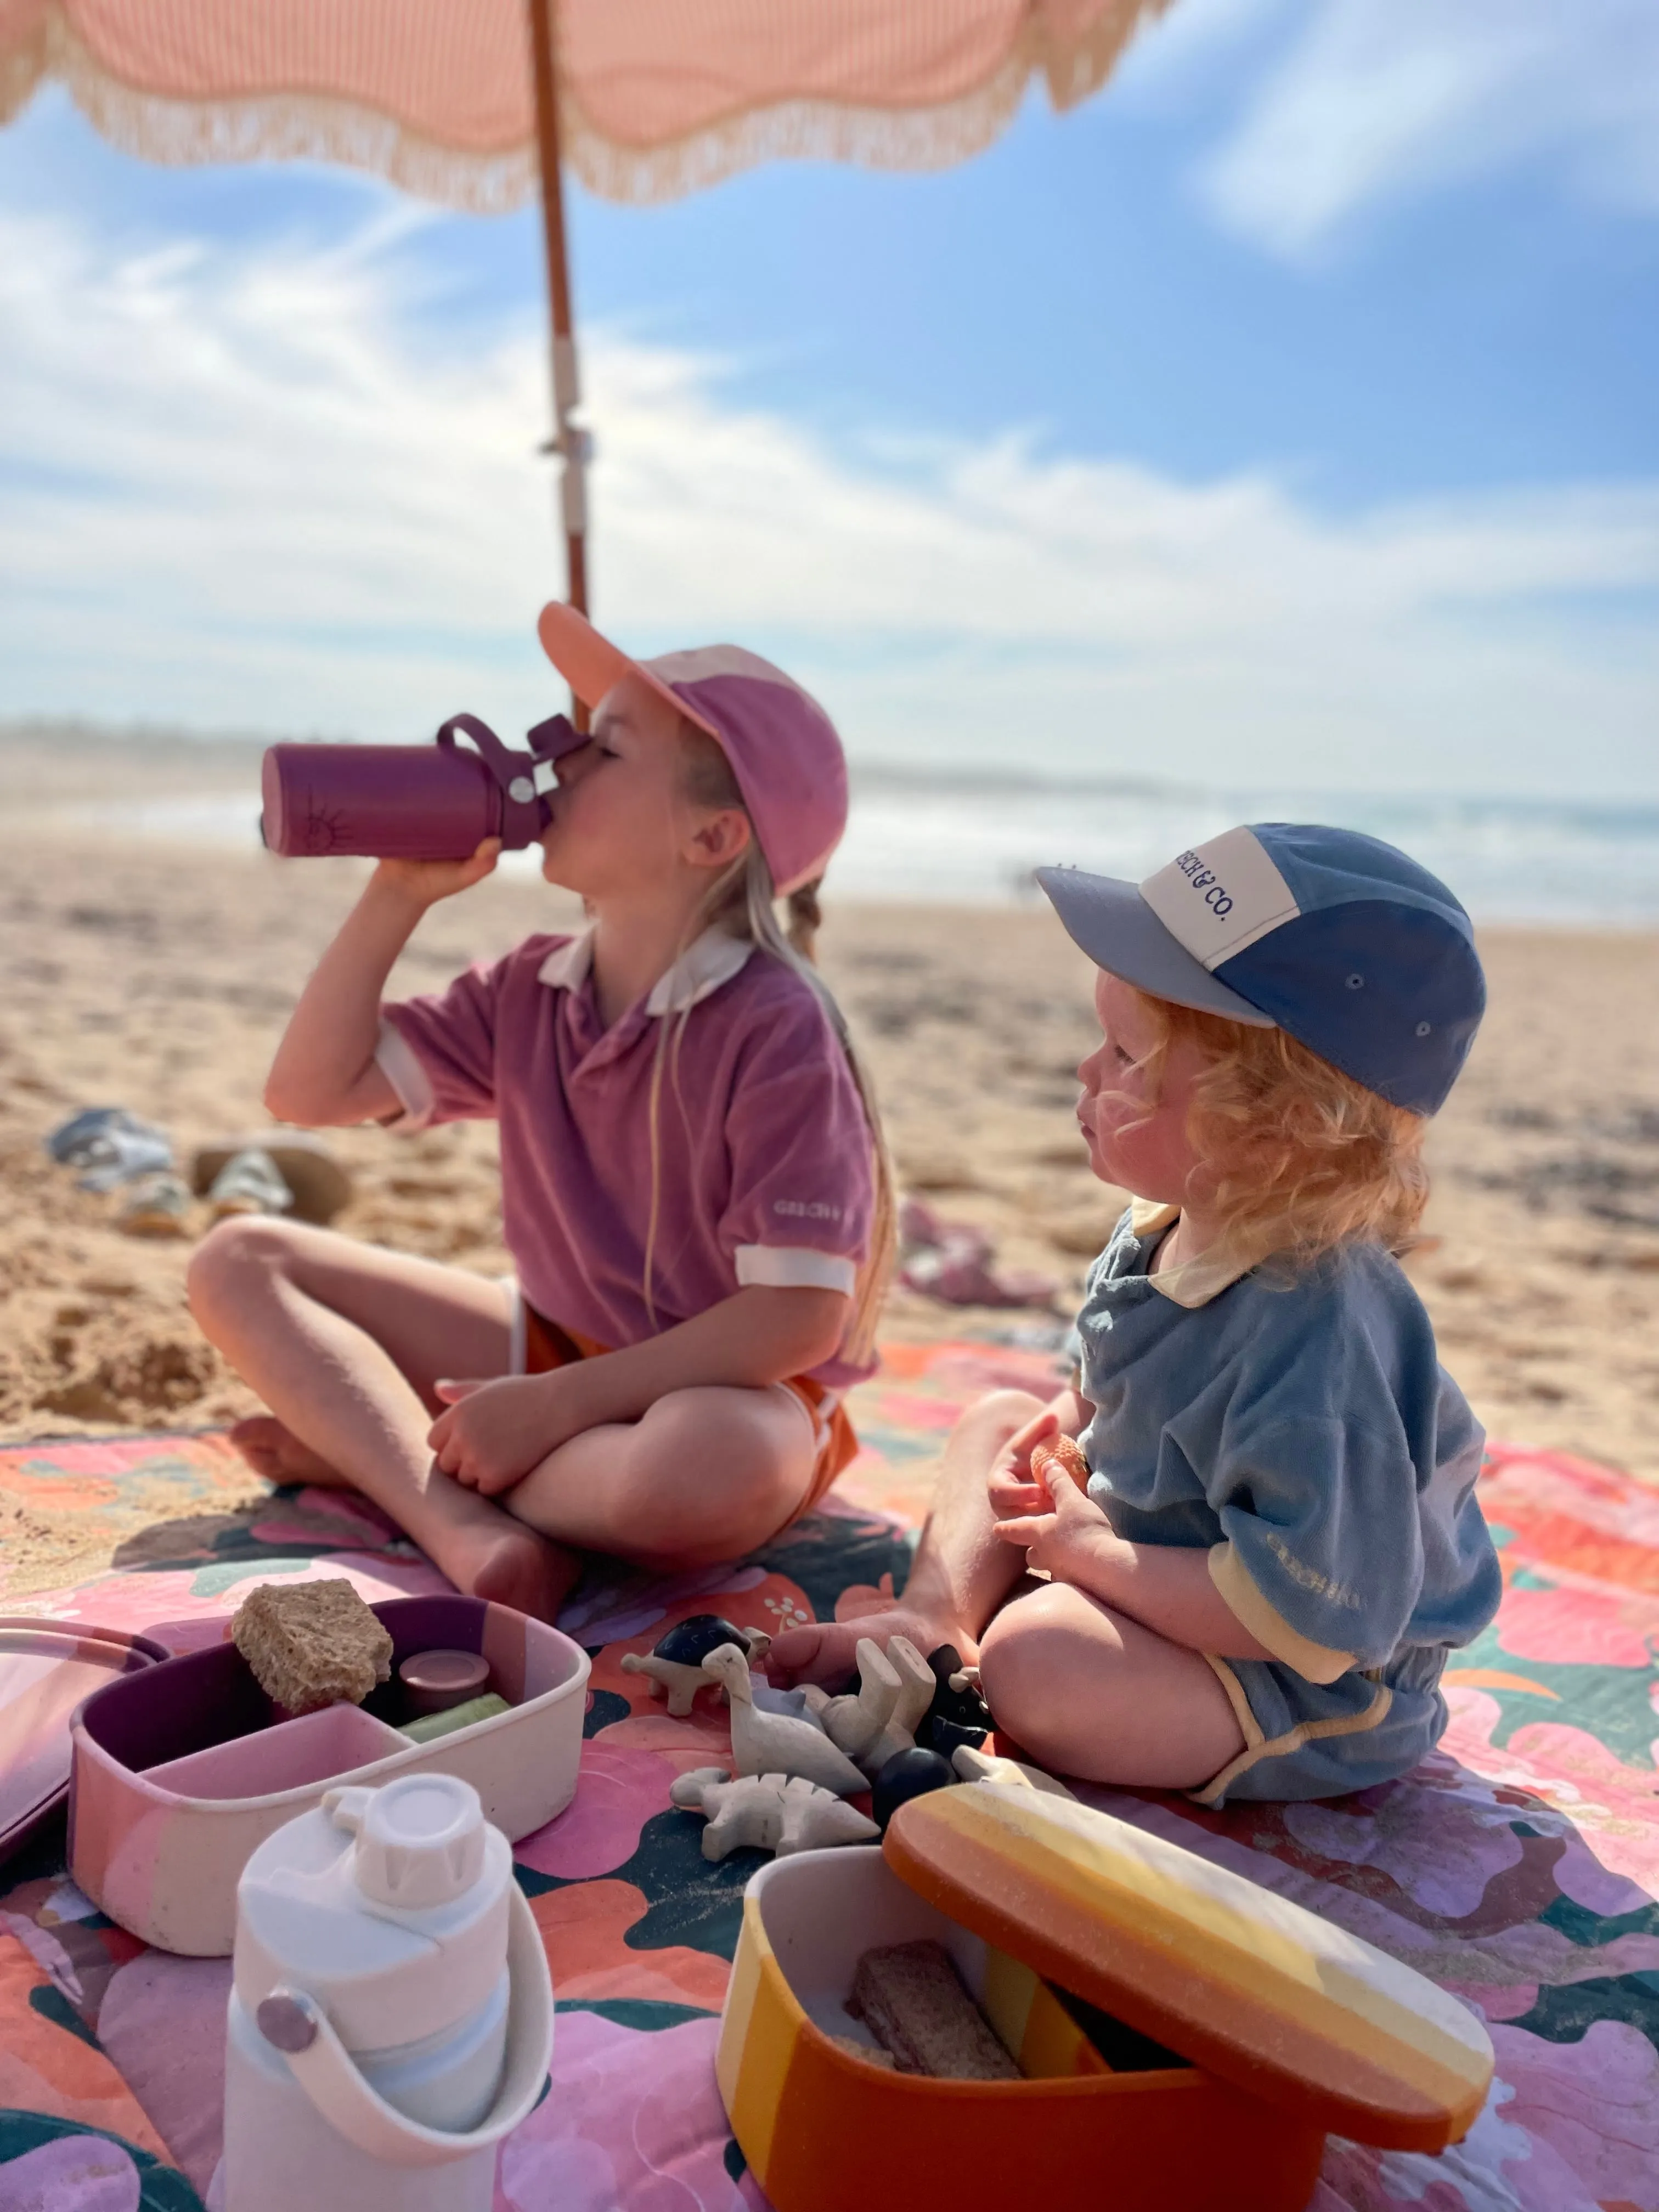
837,768,1659,924
71,764,1659,926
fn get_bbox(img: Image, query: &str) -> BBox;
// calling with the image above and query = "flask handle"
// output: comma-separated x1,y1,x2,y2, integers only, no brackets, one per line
435,713,580,846
435,713,522,787
260,1882,552,2169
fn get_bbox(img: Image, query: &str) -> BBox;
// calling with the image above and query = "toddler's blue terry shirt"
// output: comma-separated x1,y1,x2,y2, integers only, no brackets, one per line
1076,1200,1502,1803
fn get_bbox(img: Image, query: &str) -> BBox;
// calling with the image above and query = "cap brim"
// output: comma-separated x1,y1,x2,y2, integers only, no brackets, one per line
1035,866,1276,1028
537,603,721,743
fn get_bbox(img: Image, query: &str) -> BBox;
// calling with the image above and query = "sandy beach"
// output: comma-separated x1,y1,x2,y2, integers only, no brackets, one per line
3,726,1657,1590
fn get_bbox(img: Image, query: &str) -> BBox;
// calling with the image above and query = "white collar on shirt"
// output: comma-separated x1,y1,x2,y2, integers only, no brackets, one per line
536,926,754,1017
1128,1196,1256,1310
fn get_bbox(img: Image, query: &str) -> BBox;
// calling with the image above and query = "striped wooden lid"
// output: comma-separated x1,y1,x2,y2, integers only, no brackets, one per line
884,1785,1492,2150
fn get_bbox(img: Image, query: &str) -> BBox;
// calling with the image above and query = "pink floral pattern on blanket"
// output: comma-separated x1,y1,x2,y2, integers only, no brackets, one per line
1,1356,1657,2212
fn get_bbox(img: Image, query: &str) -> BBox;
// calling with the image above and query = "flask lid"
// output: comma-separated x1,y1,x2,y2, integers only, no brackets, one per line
329,1774,487,1910
234,1775,511,2050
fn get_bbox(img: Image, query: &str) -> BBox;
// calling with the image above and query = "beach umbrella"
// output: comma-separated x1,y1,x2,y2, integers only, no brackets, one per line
2,0,1167,616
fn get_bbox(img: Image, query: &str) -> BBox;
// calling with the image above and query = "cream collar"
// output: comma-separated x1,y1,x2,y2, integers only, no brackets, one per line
535,926,753,1017
1128,1197,1257,1310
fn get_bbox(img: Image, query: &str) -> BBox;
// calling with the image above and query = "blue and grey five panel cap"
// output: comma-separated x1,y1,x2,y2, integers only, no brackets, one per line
1036,823,1486,1115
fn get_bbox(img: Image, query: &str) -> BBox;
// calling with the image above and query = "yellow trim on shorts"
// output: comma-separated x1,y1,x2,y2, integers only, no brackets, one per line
1190,1655,1393,1809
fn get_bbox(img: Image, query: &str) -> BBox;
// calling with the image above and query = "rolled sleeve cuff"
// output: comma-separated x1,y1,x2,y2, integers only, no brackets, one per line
734,1244,857,1296
374,1019,437,1131
1208,1541,1355,1685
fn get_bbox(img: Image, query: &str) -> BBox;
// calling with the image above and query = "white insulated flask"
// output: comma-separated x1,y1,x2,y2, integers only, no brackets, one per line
223,1773,553,2212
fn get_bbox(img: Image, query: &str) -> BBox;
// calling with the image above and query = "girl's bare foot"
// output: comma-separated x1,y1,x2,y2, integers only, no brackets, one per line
229,1415,357,1491
443,1520,582,1624
764,1607,972,1691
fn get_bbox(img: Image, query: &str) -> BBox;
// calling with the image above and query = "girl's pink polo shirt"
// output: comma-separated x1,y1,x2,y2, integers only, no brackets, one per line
376,928,877,1389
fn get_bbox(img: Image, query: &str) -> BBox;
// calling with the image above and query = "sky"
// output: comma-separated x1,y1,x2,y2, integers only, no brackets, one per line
2,0,1656,801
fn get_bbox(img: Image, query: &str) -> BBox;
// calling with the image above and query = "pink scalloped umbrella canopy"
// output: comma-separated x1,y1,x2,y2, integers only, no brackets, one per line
0,0,1170,616
1,0,1167,206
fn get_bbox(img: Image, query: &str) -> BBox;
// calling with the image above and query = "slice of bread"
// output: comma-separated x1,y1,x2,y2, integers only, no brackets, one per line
232,1578,394,1714
848,1939,1019,2080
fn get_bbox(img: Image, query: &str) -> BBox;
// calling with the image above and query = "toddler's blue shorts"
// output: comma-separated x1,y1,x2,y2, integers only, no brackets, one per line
1192,1643,1449,1805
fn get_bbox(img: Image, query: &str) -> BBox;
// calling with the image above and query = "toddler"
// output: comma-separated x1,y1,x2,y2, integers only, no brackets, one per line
768,824,1502,1804
189,609,892,1620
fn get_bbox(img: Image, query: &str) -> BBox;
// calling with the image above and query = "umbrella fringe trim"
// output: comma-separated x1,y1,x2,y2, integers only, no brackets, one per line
3,9,537,213
5,0,1168,212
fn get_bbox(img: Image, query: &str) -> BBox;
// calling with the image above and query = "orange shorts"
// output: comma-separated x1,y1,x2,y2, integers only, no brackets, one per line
519,1301,860,1527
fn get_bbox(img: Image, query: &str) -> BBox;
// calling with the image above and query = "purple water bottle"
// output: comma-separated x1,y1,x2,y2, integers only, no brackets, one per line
261,714,585,859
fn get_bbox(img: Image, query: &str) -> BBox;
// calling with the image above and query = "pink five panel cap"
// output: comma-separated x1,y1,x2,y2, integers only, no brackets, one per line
537,602,848,896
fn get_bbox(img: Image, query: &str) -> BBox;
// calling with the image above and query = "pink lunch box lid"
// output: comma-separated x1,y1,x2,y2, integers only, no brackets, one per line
0,1619,172,1864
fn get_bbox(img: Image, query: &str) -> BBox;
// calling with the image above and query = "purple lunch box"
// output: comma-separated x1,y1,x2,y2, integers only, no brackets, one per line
68,1594,590,1954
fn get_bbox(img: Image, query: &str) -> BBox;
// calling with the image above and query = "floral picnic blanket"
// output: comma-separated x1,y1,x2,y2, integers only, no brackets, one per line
1,1339,1656,2211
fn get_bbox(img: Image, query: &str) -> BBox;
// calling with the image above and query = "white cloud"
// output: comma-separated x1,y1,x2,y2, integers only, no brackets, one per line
1,201,1655,799
1171,0,1659,258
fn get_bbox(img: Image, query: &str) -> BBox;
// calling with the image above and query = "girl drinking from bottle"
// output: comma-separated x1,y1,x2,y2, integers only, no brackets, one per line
189,608,894,1620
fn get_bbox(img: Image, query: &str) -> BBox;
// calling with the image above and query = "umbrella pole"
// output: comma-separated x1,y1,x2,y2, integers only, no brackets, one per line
529,0,589,624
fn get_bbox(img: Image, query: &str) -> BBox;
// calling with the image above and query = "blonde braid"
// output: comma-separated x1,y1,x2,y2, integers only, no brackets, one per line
785,879,823,963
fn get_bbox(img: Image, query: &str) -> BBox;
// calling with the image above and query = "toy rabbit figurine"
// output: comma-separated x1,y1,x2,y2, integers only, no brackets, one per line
804,1636,938,1779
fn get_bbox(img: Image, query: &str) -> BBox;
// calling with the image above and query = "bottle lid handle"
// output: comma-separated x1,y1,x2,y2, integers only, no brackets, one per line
435,713,518,782
257,1883,553,2169
434,715,548,845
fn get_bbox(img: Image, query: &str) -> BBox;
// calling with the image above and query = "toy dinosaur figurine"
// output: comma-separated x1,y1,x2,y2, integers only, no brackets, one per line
619,1614,768,1717
699,1643,869,1795
950,1743,1076,1799
916,1643,993,1759
669,1766,879,1861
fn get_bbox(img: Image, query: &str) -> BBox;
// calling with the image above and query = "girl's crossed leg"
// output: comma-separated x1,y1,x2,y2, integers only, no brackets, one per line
188,1218,821,1619
498,1384,816,1572
764,1389,1246,1792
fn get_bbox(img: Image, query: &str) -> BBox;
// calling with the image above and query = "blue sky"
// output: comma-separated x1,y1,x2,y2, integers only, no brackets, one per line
2,0,1656,798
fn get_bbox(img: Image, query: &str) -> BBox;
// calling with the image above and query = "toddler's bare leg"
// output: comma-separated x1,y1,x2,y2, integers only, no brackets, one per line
188,1218,573,1618
979,1579,1246,1790
759,1384,1246,1784
501,1383,819,1568
764,1387,1046,1688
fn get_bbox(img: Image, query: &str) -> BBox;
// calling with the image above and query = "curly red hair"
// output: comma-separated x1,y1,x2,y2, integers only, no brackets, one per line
1127,989,1430,1265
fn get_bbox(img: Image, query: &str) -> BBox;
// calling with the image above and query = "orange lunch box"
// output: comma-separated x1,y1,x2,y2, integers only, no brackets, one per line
716,1784,1493,2212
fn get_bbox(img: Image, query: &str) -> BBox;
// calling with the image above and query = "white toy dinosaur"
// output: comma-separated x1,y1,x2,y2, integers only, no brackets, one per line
699,1643,868,1795
950,1743,1076,1799
669,1766,879,1861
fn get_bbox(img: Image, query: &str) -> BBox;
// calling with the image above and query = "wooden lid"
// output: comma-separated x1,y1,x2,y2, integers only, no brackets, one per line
884,1785,1492,2151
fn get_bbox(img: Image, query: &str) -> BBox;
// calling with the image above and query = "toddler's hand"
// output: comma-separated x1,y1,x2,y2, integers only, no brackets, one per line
993,1457,1119,1588
987,1406,1063,1522
428,1371,572,1496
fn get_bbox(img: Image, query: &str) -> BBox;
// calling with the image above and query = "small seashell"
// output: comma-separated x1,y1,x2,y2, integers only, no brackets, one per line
1031,1434,1090,1492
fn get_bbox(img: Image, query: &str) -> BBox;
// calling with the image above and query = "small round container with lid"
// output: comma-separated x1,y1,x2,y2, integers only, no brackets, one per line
398,1650,492,1722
